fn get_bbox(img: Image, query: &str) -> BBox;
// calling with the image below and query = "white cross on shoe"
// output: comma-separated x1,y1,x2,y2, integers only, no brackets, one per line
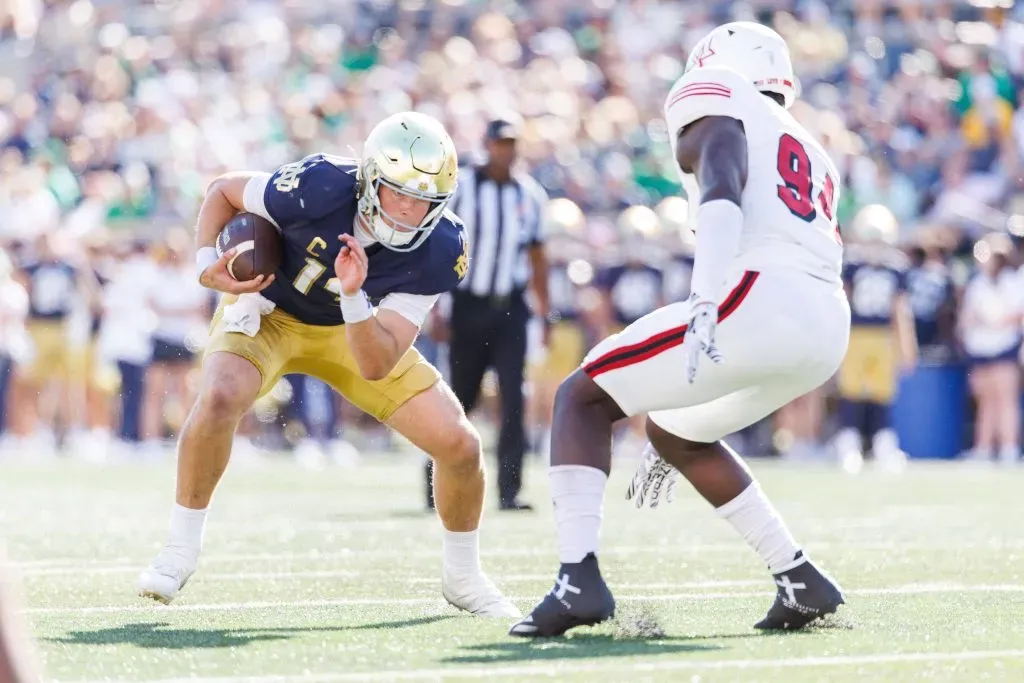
552,573,582,600
776,575,806,603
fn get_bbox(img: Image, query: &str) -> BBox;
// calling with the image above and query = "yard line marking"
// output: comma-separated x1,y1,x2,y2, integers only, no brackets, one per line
407,576,766,589
24,583,1024,615
15,539,1024,570
62,648,1024,682
21,567,362,580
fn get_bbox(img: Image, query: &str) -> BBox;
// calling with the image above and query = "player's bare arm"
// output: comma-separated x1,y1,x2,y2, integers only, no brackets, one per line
196,173,275,294
528,244,551,333
335,233,419,380
892,292,919,370
675,116,748,205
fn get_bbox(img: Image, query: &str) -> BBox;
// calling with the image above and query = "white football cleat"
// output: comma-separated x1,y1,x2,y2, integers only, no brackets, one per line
137,545,198,604
442,571,521,618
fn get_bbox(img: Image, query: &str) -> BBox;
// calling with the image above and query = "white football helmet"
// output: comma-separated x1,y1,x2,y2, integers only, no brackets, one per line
850,204,899,245
685,22,796,109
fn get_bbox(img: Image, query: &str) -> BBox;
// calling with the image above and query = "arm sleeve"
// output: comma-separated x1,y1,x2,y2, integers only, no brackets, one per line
377,292,440,328
664,66,751,139
242,173,276,227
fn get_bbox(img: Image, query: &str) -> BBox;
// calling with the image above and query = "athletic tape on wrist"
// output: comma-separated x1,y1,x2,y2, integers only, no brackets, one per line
340,290,373,324
196,246,218,282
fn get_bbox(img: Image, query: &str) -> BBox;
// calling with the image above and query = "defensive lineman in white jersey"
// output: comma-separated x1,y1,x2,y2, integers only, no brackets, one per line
510,22,851,637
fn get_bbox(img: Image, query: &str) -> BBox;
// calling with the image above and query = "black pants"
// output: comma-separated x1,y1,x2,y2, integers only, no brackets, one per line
116,360,145,442
448,290,529,505
0,354,12,434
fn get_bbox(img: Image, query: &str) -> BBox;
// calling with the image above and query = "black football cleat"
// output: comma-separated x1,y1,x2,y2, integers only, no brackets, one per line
508,553,615,637
755,551,845,630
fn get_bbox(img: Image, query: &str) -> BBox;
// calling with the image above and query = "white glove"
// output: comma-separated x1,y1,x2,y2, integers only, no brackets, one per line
222,293,276,337
682,298,723,384
626,443,678,509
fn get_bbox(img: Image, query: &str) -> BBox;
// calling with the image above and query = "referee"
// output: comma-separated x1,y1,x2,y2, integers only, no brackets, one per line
428,118,550,512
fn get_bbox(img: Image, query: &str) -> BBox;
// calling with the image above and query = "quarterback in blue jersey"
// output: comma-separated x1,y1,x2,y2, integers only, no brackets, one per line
137,112,518,618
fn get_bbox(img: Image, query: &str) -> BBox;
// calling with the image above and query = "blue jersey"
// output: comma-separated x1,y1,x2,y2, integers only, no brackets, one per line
547,261,579,322
596,264,664,325
259,154,468,326
905,261,955,347
842,246,908,327
22,260,79,321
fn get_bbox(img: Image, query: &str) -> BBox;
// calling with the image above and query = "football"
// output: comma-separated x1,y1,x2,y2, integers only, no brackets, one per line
215,212,283,281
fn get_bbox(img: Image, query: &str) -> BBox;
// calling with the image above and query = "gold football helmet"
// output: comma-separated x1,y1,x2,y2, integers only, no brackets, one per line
358,111,459,252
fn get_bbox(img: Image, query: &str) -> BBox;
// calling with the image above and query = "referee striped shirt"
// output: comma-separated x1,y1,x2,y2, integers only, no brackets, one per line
452,166,548,298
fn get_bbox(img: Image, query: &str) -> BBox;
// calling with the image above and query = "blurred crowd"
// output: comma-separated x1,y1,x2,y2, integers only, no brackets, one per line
2,0,1024,463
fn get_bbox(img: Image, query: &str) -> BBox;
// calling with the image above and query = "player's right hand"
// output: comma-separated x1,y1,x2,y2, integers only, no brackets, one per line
199,248,276,295
682,298,723,383
626,444,678,509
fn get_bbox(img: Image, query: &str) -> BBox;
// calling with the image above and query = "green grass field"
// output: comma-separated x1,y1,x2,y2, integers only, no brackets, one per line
3,455,1024,682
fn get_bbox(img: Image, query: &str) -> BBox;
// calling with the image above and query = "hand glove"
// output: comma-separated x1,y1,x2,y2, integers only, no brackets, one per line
626,443,678,509
682,298,723,384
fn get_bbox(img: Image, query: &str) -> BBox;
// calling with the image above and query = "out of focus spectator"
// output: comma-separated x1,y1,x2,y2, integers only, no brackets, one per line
0,252,27,441
959,233,1022,464
141,230,208,455
905,230,960,363
98,238,155,452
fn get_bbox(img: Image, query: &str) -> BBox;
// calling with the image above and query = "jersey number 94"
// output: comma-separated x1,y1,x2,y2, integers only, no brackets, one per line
776,134,838,241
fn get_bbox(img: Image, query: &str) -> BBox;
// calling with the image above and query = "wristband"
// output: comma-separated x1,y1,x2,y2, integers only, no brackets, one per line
340,289,373,324
196,246,218,282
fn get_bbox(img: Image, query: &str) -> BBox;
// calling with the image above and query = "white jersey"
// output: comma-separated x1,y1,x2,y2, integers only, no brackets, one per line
664,66,843,282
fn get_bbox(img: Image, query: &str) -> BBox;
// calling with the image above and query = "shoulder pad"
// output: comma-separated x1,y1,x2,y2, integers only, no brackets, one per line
265,155,356,226
441,207,464,227
417,217,469,295
664,66,757,137
319,154,360,176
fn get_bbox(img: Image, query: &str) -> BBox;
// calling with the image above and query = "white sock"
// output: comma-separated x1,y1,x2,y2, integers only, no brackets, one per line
168,503,208,552
549,465,608,564
716,483,800,574
442,529,481,576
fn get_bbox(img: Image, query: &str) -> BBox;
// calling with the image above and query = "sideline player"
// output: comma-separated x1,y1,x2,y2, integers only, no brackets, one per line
137,112,518,618
834,204,918,472
511,22,850,637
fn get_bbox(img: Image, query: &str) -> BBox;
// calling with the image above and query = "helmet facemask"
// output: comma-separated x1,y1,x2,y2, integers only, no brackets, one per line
358,158,455,252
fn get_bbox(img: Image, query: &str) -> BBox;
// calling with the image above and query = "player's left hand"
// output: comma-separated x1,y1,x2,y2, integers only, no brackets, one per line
682,298,722,383
335,234,368,296
626,443,678,509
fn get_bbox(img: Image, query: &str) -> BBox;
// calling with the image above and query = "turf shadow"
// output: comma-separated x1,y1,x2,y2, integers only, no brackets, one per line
47,616,455,650
351,615,455,630
47,622,333,650
442,634,726,665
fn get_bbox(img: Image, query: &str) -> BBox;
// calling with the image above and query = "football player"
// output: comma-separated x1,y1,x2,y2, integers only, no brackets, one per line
526,198,592,462
833,205,918,472
136,112,518,618
657,196,696,305
511,23,851,637
595,206,666,337
595,206,666,457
